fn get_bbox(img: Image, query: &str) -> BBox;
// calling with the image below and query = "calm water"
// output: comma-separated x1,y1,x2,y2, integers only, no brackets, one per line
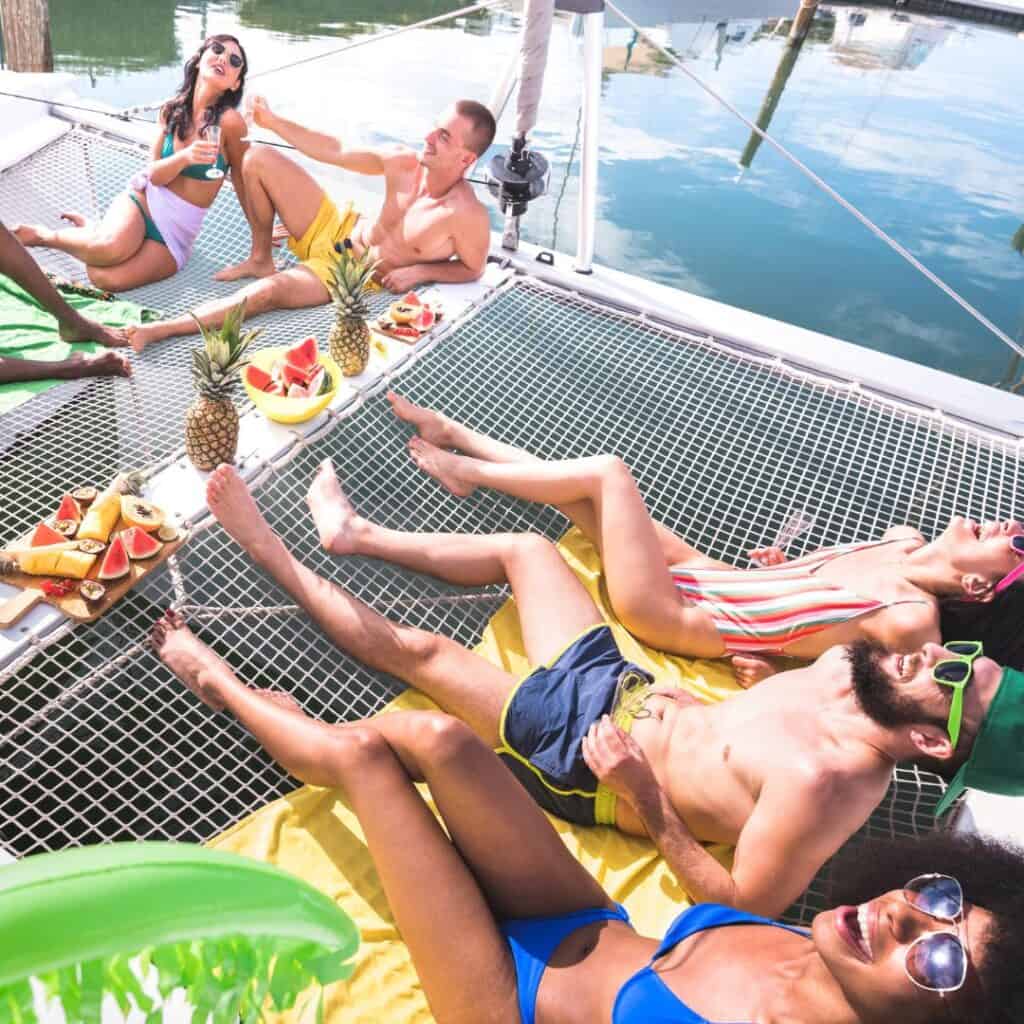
13,0,1024,384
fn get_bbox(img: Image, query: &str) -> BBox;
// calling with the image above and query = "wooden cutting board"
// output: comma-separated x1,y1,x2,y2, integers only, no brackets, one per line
0,517,188,626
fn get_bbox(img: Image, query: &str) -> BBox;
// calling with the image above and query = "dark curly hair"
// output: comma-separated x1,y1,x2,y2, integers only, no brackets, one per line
828,832,1024,1024
941,587,1024,671
160,34,248,142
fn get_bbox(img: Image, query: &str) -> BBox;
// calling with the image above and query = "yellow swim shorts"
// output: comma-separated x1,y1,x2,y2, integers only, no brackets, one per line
288,194,375,289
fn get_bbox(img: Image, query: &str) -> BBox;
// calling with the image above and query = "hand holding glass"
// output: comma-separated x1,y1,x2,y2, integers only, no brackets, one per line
203,125,224,179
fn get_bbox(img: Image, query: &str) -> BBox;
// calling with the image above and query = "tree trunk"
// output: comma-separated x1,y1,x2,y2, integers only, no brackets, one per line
0,0,53,73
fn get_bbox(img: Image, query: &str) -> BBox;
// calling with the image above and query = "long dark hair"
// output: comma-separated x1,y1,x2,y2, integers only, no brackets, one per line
829,832,1024,1024
940,586,1024,670
160,34,248,141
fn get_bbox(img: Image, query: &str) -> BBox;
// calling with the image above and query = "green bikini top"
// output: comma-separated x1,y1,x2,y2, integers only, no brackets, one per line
162,131,228,180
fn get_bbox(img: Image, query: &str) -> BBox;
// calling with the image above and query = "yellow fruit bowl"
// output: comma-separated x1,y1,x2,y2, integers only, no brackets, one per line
243,348,342,425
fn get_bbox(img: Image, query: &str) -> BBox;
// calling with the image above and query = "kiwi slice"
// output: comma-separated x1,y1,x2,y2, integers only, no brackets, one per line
71,485,98,505
79,580,106,605
75,539,106,555
157,524,180,543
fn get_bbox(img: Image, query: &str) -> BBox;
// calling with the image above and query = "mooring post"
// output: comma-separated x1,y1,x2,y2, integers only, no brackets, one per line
789,0,818,44
0,0,53,72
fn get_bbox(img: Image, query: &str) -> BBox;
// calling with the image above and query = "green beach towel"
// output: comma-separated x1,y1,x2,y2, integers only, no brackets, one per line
0,274,159,416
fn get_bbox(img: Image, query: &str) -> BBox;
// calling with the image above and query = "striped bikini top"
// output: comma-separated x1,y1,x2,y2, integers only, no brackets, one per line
670,539,925,655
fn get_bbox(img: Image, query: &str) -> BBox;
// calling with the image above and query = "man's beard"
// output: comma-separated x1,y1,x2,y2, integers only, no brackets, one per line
846,640,941,730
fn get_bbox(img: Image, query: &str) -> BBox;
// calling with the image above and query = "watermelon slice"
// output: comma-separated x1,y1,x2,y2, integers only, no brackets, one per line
55,494,82,523
97,534,130,580
281,361,313,388
122,526,162,560
287,382,310,399
414,308,436,331
246,365,275,393
400,292,422,307
285,336,319,371
31,522,68,547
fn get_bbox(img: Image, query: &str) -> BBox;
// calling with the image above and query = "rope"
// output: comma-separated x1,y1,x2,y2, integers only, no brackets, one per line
605,0,1024,360
121,0,504,116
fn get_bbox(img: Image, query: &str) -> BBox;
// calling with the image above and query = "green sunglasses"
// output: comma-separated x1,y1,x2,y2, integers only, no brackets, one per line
933,641,983,749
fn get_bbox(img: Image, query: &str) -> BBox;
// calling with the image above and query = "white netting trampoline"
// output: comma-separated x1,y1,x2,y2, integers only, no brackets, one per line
3,125,1024,923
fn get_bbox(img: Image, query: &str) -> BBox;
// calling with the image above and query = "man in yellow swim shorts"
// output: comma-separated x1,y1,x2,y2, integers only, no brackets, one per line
128,96,494,351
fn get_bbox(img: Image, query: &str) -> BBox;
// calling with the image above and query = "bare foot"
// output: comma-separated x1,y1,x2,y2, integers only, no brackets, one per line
58,318,131,348
12,223,49,247
59,211,88,228
387,390,456,448
306,459,364,555
408,437,476,498
127,322,170,354
150,610,229,710
76,351,132,379
207,464,281,564
258,688,303,713
214,257,277,282
731,654,777,689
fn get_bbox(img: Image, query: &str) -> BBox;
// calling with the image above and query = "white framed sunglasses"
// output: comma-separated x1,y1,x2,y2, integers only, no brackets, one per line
902,874,968,994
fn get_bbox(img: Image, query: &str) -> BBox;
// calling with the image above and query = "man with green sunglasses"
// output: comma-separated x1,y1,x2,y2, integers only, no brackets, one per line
931,645,1024,816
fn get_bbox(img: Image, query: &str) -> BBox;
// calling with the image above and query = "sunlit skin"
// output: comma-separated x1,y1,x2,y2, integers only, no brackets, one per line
12,37,249,293
126,101,490,350
151,607,993,1024
171,459,1007,919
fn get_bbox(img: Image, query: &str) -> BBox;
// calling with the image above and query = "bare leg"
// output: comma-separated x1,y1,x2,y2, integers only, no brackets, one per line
387,391,724,569
152,616,615,1024
215,147,325,282
0,351,131,385
13,194,145,268
86,241,177,294
207,465,518,743
129,265,328,351
408,442,724,656
0,221,130,346
307,460,604,666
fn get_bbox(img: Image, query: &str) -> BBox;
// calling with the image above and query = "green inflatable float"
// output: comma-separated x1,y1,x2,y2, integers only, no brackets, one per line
0,842,360,1023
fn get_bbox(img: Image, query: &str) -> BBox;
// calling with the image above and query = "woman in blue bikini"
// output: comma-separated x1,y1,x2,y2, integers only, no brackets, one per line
14,35,249,292
154,610,1023,1024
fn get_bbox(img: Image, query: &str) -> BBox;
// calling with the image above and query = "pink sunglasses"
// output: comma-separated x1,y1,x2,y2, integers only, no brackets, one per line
995,534,1024,593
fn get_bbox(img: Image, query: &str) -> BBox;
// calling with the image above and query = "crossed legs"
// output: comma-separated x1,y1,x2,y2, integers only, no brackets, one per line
152,613,614,1024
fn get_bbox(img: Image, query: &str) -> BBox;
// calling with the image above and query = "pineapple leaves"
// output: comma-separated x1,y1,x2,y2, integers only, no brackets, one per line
188,301,264,400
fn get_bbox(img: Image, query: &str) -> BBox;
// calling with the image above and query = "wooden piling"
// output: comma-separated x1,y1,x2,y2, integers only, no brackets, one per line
0,0,53,72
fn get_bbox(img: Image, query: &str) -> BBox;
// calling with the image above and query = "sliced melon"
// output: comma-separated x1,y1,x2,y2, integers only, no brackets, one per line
282,361,312,388
389,302,419,325
285,336,319,371
414,307,436,331
98,535,130,581
78,491,122,542
122,527,162,560
55,494,82,524
400,291,422,307
31,522,67,547
120,497,164,532
246,365,275,393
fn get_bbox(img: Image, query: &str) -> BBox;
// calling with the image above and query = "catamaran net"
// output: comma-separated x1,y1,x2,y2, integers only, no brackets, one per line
2,127,1023,923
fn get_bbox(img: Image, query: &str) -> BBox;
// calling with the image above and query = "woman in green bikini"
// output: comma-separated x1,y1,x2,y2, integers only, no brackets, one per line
14,35,250,292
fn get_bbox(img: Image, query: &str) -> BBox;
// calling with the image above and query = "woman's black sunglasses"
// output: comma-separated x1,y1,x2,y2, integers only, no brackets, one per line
209,41,244,69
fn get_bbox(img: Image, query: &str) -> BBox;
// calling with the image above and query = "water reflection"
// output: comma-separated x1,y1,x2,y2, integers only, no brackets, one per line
50,0,179,73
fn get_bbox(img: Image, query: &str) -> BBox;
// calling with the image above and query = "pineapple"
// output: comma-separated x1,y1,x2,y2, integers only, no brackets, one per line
185,301,262,471
78,472,145,542
325,246,379,377
2,544,95,578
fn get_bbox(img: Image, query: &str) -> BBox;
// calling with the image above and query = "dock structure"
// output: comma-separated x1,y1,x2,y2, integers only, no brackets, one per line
831,0,1024,29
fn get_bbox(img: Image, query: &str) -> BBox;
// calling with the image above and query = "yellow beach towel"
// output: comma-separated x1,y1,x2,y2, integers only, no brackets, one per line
210,528,744,1023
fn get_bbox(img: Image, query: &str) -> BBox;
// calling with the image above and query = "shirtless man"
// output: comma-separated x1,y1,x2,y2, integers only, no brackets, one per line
127,97,494,351
154,461,1023,918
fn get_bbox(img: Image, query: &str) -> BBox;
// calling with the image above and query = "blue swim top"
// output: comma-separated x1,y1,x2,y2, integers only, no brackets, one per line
613,904,809,1023
162,131,228,180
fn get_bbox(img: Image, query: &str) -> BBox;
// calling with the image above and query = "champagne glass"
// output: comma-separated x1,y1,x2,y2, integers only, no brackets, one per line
750,509,816,565
203,123,224,180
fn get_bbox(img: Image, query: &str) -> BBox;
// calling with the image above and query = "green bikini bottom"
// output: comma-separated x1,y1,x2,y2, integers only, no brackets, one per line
128,193,166,247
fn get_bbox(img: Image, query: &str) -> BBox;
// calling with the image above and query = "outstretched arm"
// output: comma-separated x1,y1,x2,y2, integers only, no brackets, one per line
249,94,397,174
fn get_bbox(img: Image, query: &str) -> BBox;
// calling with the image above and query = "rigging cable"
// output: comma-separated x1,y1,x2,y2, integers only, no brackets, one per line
605,0,1024,359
